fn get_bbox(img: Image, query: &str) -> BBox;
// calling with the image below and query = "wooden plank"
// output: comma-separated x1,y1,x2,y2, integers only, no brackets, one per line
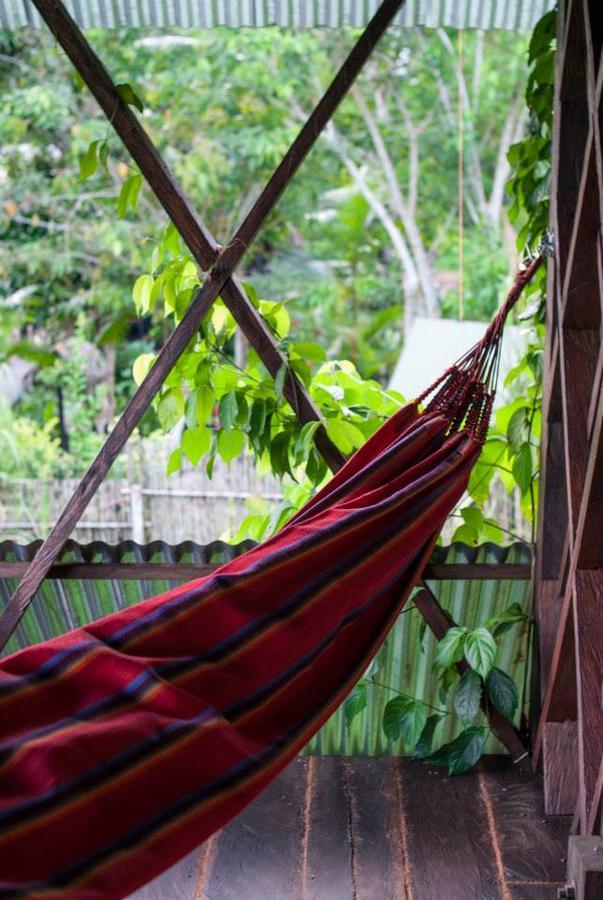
561,134,601,329
303,756,353,900
542,722,580,815
205,758,307,899
535,579,577,762
414,587,527,761
480,757,569,885
128,849,202,900
398,759,500,900
559,328,599,544
345,758,409,900
507,884,565,899
0,561,532,582
424,564,530,581
575,376,603,569
573,571,603,831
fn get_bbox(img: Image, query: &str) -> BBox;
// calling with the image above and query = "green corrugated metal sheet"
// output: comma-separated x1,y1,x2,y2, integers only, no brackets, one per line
0,0,554,31
0,539,532,756
305,542,533,755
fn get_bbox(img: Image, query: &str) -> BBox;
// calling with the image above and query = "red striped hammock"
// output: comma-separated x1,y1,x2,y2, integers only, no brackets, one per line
0,262,539,898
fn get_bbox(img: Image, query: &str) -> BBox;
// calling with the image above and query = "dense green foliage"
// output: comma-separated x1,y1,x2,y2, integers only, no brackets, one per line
2,25,527,477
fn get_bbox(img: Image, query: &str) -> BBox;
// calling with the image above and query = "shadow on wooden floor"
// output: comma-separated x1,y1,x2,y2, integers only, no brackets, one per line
131,756,570,900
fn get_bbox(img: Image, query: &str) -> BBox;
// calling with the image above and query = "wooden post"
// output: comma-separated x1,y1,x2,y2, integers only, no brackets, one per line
129,485,144,544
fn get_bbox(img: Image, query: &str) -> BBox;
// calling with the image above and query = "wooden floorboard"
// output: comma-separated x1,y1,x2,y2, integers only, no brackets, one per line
479,757,568,887
203,757,308,899
399,758,501,900
346,757,410,900
130,756,570,900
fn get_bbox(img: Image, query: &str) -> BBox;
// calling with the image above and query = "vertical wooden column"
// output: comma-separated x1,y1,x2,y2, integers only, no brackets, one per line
535,0,603,837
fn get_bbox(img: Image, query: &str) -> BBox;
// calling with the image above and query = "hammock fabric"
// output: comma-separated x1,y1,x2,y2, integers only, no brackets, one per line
0,264,537,899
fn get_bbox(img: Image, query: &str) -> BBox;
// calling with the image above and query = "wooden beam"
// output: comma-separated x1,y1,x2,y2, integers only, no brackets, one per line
0,561,532,582
414,587,527,762
0,0,410,650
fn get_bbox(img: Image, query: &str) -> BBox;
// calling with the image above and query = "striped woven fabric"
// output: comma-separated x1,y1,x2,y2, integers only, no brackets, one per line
0,262,539,898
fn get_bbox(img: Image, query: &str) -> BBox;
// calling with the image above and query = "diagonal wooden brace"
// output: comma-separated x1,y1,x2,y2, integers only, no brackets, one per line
0,0,408,649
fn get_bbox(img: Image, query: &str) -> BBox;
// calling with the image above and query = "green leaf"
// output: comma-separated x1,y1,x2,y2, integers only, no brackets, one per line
249,400,267,441
132,352,155,386
132,274,154,314
293,420,320,465
486,667,519,721
428,726,487,775
157,388,185,432
528,10,556,62
79,140,100,180
464,628,497,679
270,431,292,478
218,391,238,430
181,426,211,465
512,443,533,494
344,682,367,728
412,714,444,759
507,407,529,452
98,141,109,171
453,669,482,725
484,602,527,637
434,626,467,668
166,447,182,477
382,696,405,741
9,340,57,367
382,697,428,749
274,363,287,402
117,173,142,218
325,419,365,455
196,386,215,425
293,341,327,362
217,427,245,463
116,82,144,112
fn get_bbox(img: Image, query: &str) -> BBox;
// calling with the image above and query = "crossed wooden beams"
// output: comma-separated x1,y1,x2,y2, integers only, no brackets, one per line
0,0,527,760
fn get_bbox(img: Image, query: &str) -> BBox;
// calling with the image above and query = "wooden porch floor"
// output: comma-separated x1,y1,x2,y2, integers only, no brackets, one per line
131,757,569,900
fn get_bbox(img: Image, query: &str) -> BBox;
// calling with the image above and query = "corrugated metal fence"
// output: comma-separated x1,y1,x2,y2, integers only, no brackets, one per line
0,0,554,31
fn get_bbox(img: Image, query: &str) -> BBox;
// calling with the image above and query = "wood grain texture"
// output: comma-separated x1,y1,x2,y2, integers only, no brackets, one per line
398,759,500,900
128,850,201,900
542,722,579,815
303,757,353,900
204,758,308,899
480,757,568,884
128,757,570,900
346,758,410,900
572,571,603,831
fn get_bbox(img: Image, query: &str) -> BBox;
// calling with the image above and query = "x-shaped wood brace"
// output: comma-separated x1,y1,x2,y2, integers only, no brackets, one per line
0,0,526,761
